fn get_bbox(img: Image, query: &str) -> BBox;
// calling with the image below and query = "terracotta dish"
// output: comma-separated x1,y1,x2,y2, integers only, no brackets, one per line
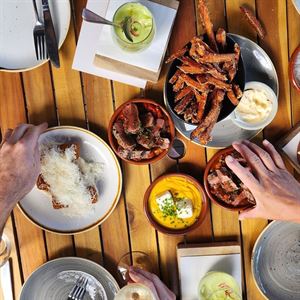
144,173,208,235
288,44,300,92
108,98,175,165
204,147,256,211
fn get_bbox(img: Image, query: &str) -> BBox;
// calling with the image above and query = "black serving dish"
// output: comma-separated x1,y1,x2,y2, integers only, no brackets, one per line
164,34,245,128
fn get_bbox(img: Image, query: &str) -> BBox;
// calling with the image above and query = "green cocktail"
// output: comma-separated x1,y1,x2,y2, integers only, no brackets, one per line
112,2,155,52
198,272,242,300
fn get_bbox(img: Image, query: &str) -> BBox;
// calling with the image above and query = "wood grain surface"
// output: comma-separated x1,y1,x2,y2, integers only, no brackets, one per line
0,1,297,299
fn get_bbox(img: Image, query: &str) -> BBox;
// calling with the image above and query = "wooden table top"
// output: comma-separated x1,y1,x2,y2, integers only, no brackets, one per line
0,0,299,299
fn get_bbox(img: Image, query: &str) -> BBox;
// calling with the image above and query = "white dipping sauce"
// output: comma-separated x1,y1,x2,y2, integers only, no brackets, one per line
236,89,272,124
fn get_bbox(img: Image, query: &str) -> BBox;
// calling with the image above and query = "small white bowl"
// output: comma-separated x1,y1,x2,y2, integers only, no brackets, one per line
231,81,278,131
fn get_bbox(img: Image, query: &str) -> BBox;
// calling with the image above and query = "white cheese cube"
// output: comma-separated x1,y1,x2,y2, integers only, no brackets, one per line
156,191,174,212
176,198,193,219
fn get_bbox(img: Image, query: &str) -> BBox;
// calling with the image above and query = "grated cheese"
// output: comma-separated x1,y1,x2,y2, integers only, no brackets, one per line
39,144,103,217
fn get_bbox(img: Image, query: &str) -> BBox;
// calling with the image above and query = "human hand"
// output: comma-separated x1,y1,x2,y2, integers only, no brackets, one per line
225,139,300,223
0,123,48,207
129,267,176,300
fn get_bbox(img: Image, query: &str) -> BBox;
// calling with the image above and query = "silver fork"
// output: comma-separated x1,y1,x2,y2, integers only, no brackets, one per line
32,0,47,60
68,276,88,300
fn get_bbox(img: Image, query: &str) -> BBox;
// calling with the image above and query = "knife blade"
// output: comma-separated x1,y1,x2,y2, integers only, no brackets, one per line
0,260,13,300
42,0,60,68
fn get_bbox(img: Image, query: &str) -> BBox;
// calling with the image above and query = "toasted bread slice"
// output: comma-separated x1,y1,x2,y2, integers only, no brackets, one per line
37,143,98,209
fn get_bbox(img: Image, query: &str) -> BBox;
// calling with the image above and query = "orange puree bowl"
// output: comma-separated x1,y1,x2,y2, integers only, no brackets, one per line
143,173,208,235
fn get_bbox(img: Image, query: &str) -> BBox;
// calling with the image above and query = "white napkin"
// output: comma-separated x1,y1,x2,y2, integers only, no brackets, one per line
72,0,147,88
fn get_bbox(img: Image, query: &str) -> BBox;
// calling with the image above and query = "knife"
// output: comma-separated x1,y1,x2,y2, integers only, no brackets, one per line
42,0,60,68
0,260,13,300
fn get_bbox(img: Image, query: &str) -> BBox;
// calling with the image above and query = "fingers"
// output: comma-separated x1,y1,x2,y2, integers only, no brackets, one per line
129,267,175,300
7,124,33,144
225,155,259,191
242,140,277,173
21,123,48,148
232,141,269,177
262,139,286,170
239,206,260,220
129,268,160,300
0,129,13,148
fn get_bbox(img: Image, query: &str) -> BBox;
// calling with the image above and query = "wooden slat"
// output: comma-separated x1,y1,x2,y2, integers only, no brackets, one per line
73,0,130,281
50,12,102,260
147,0,199,295
51,17,86,128
256,0,291,140
225,2,267,299
112,82,160,275
198,0,240,241
1,219,22,300
0,72,47,282
22,64,57,126
21,60,74,260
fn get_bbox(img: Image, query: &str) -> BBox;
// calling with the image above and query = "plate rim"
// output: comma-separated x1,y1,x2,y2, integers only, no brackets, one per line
18,126,123,235
19,256,120,300
251,220,300,300
0,0,71,72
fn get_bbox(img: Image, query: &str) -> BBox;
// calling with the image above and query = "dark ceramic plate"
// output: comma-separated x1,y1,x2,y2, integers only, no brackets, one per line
252,221,300,300
165,34,245,126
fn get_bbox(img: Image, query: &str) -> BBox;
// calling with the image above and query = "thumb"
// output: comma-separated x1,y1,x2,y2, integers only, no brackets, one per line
239,207,259,220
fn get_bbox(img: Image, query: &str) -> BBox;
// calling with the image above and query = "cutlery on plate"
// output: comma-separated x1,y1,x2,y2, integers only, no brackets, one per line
0,259,13,300
82,8,121,27
32,0,47,61
67,275,88,300
41,0,60,68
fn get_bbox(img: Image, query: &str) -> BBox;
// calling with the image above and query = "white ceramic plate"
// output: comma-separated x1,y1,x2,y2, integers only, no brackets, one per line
20,257,119,300
19,126,123,234
292,0,300,14
0,0,70,71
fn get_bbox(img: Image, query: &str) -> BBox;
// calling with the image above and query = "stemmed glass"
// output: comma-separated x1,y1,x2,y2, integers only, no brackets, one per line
0,233,11,267
117,251,152,285
115,251,155,299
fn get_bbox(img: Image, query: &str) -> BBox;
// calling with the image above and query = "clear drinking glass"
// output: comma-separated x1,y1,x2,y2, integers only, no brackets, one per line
112,2,155,52
198,272,242,300
114,283,156,300
0,233,11,267
117,251,152,285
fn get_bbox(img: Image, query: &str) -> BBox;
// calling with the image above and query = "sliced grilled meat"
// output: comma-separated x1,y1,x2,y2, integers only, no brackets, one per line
123,103,141,134
113,119,136,150
117,147,156,161
140,112,155,128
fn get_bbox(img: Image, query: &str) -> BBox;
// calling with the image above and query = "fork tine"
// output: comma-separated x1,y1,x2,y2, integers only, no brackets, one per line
68,276,83,299
38,35,41,60
73,285,83,300
41,35,44,60
44,36,47,60
77,278,88,300
34,36,38,60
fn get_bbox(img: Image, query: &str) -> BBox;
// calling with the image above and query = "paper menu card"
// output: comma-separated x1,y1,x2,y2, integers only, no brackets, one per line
177,243,243,300
72,0,148,88
94,0,178,82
